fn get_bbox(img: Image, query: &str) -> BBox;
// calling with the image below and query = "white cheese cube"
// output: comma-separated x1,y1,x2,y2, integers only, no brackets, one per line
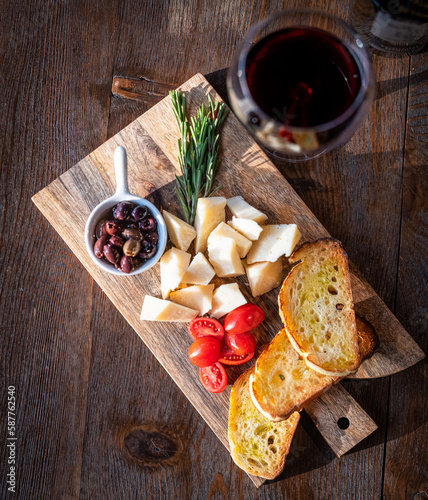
246,224,301,264
194,196,227,253
244,259,283,297
210,283,247,319
207,237,245,278
228,216,263,241
140,296,198,322
226,196,268,224
182,252,215,285
207,222,252,258
169,284,214,316
160,247,192,299
163,210,196,251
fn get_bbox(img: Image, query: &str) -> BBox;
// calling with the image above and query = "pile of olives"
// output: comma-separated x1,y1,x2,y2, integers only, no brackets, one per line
93,201,159,274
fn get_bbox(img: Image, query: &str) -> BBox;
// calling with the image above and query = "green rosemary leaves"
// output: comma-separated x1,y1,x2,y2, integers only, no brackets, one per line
170,90,227,225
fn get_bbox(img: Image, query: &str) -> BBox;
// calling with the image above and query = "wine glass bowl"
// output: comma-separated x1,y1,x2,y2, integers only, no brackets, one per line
227,9,375,161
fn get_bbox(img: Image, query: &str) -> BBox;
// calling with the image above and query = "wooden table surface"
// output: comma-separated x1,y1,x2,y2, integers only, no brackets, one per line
1,1,427,499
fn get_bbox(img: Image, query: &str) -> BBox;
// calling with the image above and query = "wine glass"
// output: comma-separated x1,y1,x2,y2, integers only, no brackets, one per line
227,9,375,161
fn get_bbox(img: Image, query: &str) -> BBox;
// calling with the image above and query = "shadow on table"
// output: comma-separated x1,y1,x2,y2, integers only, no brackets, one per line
205,68,229,104
267,411,337,483
375,74,409,100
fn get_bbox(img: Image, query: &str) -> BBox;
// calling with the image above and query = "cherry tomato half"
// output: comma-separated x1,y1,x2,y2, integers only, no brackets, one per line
224,303,265,335
188,317,224,342
188,337,221,367
218,343,255,366
199,362,227,393
225,331,257,356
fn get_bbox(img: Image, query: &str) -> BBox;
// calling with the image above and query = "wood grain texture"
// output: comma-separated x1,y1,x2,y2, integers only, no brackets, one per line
2,0,427,497
383,52,428,500
0,1,118,499
32,73,423,488
305,384,378,457
94,0,391,495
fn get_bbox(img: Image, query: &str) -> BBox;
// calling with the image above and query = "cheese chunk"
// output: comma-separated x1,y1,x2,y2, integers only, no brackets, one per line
160,247,191,299
182,252,215,286
140,296,198,322
246,224,301,264
194,197,227,253
208,238,245,278
207,222,252,258
170,284,214,316
228,216,263,241
226,196,267,224
210,283,247,319
244,259,283,297
163,210,196,251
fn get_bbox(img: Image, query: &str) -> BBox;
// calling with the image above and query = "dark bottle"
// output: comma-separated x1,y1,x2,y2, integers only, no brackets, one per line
350,0,428,54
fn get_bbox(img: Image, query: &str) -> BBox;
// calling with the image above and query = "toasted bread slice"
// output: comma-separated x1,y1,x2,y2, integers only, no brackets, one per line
250,330,335,421
228,367,300,479
250,316,379,421
279,238,360,376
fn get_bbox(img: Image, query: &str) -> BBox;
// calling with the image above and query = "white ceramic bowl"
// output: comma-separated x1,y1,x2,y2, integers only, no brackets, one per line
84,146,167,275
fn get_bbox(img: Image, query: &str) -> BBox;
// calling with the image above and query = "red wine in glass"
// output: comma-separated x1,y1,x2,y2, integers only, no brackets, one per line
227,11,375,160
245,26,363,142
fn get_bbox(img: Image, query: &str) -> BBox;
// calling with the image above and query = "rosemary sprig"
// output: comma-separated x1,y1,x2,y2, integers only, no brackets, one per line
170,90,228,225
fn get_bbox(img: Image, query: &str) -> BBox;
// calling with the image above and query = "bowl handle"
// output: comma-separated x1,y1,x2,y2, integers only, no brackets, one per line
114,146,130,197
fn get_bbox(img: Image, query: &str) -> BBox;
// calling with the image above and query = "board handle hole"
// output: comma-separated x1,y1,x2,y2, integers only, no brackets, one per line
337,417,350,430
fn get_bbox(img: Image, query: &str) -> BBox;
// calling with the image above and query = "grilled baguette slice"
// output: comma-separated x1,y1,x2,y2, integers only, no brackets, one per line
279,238,360,376
250,317,378,421
228,367,300,479
250,330,335,421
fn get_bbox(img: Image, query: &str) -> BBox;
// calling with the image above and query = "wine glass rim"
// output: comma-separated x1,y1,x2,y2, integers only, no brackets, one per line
237,8,374,133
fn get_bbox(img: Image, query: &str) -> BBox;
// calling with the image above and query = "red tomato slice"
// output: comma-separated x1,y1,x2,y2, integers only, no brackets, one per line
225,331,257,356
188,317,224,341
224,303,265,335
188,337,221,367
199,362,227,393
218,343,255,366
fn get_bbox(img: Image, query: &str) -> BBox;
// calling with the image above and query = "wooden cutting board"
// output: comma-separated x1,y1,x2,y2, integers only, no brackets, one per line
32,73,424,487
